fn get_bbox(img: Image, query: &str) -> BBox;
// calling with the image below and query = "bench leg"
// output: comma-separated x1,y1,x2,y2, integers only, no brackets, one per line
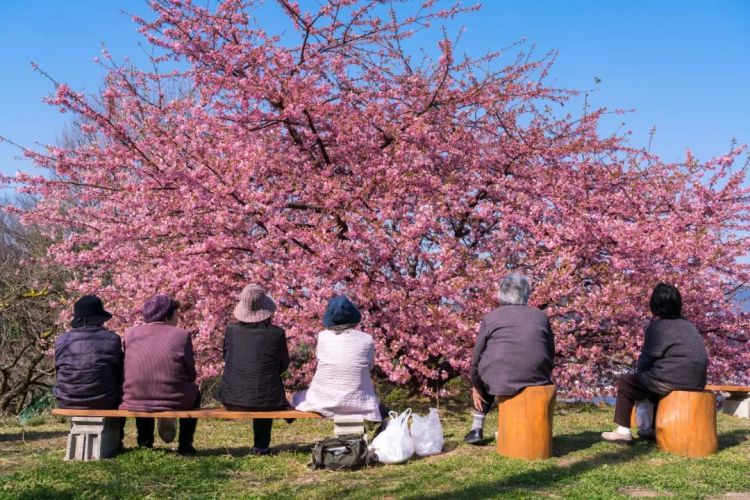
65,417,120,461
722,395,750,419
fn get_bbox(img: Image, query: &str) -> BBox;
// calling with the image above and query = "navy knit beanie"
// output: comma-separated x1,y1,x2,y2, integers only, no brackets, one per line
322,295,361,327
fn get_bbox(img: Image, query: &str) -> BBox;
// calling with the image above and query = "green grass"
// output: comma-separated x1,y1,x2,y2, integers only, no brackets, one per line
0,395,748,499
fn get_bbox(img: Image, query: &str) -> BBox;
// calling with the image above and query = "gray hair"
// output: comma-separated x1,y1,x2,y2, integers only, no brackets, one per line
498,273,532,305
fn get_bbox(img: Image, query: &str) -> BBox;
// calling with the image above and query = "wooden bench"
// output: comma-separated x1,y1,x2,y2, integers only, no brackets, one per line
51,408,322,461
496,384,556,460
705,385,750,419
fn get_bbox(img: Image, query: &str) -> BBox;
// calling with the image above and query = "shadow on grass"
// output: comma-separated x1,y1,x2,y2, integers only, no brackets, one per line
0,430,68,442
718,429,750,450
3,448,240,499
199,441,316,456
553,430,607,457
411,443,654,499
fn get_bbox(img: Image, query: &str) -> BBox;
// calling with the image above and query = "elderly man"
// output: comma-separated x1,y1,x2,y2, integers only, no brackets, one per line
464,273,555,444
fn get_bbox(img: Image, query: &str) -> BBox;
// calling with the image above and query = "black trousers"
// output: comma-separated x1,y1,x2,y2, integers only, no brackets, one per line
613,373,659,427
136,392,202,447
474,382,497,415
223,404,280,449
116,417,126,444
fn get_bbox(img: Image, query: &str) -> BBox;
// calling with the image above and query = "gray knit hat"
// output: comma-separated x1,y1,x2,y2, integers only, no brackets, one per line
233,284,276,323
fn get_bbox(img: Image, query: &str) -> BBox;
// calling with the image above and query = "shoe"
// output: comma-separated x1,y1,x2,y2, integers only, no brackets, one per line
249,447,270,456
177,444,197,456
137,440,153,449
463,428,484,445
637,428,656,441
157,418,177,444
601,430,633,444
284,418,297,424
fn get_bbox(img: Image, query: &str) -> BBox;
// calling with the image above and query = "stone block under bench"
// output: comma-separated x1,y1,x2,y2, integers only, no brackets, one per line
705,385,750,419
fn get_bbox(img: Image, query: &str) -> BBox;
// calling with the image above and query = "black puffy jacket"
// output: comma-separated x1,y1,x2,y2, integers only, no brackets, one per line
217,322,290,409
53,326,123,409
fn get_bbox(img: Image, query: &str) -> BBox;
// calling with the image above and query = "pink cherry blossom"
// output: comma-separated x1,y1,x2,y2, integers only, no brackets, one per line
2,0,748,397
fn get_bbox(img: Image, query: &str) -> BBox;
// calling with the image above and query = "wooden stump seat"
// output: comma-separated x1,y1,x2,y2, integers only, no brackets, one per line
496,384,556,460
655,390,717,457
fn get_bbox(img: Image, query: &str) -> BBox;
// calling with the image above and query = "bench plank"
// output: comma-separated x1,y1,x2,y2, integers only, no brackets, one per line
52,408,322,419
705,385,750,393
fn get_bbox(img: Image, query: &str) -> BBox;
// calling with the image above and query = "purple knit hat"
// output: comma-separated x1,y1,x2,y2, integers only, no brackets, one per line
142,294,176,323
233,285,276,323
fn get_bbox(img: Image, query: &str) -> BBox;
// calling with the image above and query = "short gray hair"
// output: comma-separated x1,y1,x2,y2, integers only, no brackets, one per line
498,273,532,305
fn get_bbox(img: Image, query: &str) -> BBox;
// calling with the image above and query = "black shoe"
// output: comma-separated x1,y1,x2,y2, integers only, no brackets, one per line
137,440,153,449
177,444,197,456
463,428,484,445
249,447,270,456
637,428,656,441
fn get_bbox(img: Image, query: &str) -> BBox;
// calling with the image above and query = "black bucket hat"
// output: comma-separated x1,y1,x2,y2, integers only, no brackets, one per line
71,295,113,328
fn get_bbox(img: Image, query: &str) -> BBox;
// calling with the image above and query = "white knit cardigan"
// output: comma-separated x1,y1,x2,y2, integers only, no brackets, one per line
293,328,382,421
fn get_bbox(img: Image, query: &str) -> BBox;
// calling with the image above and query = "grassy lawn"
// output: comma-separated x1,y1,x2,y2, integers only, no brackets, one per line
0,395,748,499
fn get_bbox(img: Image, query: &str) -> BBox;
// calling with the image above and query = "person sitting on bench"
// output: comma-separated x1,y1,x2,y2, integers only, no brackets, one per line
216,284,291,455
293,295,387,425
120,295,201,455
53,295,125,449
602,283,708,444
465,273,555,445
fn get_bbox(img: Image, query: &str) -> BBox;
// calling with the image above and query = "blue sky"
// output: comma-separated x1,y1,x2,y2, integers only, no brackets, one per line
1,1,748,176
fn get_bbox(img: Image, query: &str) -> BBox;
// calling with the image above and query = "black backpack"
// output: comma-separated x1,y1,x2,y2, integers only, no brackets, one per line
308,437,371,471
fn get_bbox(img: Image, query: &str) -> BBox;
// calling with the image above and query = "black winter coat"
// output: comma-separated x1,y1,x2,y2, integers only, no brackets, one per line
636,317,708,395
53,326,123,409
217,322,291,409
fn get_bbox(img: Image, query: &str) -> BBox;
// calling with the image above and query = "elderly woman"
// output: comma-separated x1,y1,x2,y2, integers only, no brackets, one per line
464,273,555,445
602,283,708,443
54,295,125,447
217,284,291,455
120,295,201,455
293,295,383,422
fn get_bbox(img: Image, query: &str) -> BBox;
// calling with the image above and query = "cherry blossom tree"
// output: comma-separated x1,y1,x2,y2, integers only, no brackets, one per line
3,0,749,397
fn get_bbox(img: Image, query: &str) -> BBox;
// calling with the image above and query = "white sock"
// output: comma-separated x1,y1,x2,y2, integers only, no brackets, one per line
616,425,631,435
471,412,486,431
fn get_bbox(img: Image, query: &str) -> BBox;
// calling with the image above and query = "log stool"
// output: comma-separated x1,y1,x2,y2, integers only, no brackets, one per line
655,390,717,457
496,384,556,460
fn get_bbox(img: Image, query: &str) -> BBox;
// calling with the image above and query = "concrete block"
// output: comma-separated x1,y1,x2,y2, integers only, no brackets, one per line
722,396,750,419
333,416,365,438
65,417,120,461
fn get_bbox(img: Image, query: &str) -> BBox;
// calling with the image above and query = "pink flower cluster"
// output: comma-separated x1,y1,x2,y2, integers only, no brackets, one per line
4,0,749,397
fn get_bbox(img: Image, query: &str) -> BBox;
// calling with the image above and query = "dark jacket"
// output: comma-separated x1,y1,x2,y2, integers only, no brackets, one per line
53,326,123,409
636,317,708,395
217,321,290,409
120,322,199,411
470,304,555,396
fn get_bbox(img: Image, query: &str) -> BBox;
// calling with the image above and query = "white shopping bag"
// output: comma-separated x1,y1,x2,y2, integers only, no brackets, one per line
369,408,414,464
635,400,654,431
411,408,444,456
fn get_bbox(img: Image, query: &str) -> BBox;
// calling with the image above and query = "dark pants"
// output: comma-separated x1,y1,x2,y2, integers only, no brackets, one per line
116,417,126,445
136,392,202,448
223,404,281,449
614,373,659,427
474,383,497,415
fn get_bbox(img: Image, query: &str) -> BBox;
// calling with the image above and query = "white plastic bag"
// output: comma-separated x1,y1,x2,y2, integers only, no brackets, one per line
369,408,414,464
411,408,444,456
635,400,654,431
